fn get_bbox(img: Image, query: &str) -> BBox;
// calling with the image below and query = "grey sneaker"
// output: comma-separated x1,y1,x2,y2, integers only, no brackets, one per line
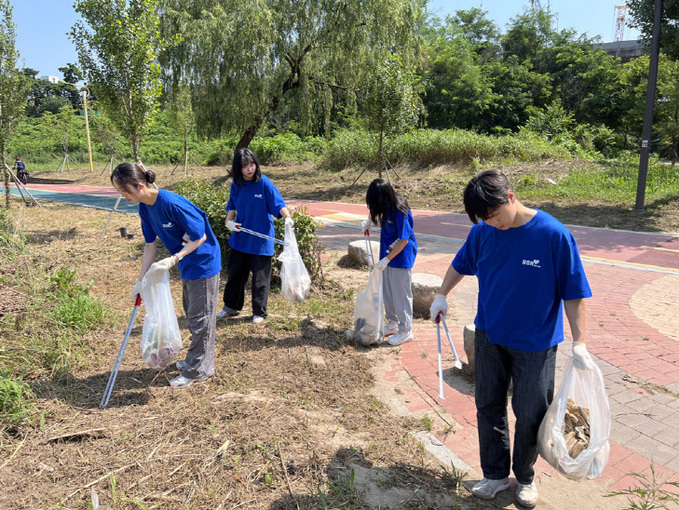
216,306,239,318
383,321,398,337
472,477,510,500
252,315,265,324
516,482,538,508
387,330,413,346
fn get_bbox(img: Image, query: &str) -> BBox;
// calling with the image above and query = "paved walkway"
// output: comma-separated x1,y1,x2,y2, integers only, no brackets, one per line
288,198,679,505
9,183,679,504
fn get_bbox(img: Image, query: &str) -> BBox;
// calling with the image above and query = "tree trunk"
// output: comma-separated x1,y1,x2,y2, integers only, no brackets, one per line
236,120,262,151
2,151,9,209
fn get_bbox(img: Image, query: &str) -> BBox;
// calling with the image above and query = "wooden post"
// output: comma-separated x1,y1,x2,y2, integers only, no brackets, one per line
83,90,94,173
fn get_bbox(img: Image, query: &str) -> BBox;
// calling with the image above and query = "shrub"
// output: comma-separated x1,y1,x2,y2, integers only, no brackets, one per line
175,179,322,283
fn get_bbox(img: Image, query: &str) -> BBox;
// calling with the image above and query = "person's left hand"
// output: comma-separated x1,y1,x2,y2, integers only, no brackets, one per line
375,257,389,271
285,217,294,228
148,256,176,274
572,342,593,370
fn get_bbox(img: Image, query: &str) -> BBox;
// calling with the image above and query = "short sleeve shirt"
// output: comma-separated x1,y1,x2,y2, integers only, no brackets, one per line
226,175,286,256
139,189,221,280
379,209,418,269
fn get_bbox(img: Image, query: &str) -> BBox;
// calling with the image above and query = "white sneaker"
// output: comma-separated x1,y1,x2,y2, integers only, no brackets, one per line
383,321,398,337
472,477,510,500
516,482,538,508
387,331,413,346
170,374,209,388
216,306,239,318
252,315,265,324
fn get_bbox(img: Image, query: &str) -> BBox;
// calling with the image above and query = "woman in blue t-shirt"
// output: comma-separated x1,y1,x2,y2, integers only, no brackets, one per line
111,162,221,389
364,178,418,346
219,148,292,323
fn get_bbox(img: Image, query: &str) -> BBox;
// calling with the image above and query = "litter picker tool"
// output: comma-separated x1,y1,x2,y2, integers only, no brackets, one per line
363,225,375,275
238,226,288,246
435,312,463,399
100,294,142,409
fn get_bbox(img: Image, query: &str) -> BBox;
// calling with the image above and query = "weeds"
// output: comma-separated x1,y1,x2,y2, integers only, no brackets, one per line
606,463,679,509
0,372,37,432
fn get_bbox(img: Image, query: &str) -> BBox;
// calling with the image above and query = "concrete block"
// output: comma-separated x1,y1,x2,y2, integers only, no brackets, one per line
348,240,380,267
463,324,476,370
412,273,443,316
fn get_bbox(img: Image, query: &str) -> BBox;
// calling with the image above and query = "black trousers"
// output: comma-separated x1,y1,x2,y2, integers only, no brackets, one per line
223,248,272,317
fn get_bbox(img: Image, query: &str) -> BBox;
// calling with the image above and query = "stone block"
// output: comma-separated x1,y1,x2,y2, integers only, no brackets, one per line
348,239,380,267
412,273,443,316
463,324,476,370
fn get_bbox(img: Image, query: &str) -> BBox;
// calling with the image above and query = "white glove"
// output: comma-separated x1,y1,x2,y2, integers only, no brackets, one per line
572,342,593,370
285,217,294,227
131,280,143,300
361,218,371,233
375,257,389,271
430,294,448,324
148,256,176,275
226,220,241,232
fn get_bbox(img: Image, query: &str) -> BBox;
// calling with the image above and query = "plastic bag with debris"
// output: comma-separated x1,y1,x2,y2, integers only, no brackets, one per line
278,221,311,303
537,358,610,480
140,269,182,370
352,268,384,346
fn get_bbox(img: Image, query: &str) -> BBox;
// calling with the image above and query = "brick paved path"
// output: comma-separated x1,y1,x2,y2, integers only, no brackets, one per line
288,199,679,501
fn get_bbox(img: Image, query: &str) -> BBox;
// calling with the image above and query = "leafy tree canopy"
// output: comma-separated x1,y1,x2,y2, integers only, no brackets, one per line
628,0,679,60
158,0,422,149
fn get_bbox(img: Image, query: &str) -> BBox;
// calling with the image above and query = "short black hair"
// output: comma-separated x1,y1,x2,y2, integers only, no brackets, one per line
231,148,261,186
463,170,512,224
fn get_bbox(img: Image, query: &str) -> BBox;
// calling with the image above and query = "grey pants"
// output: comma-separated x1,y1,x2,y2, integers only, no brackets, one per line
181,273,220,380
383,266,413,333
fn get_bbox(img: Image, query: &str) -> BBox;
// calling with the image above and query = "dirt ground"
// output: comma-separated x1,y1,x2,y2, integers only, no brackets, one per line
0,160,649,509
0,190,505,509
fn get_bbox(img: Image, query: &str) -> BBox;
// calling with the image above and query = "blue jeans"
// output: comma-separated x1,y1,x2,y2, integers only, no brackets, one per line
475,329,557,484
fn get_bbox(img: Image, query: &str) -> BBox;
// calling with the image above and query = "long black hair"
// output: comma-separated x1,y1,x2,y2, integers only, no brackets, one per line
366,178,410,227
111,162,156,190
231,148,262,186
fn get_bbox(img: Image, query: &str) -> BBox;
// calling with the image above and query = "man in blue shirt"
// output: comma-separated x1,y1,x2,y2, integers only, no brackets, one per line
430,170,594,508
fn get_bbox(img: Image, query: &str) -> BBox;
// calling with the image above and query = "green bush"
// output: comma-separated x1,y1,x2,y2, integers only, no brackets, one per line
322,128,572,170
0,372,37,432
175,179,322,283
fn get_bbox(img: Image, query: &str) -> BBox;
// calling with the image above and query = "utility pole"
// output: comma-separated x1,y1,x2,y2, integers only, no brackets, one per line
634,0,663,213
83,89,94,173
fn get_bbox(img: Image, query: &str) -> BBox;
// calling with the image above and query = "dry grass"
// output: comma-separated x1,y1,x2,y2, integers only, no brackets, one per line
0,195,490,509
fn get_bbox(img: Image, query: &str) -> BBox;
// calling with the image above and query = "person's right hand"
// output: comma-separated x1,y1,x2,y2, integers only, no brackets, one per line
226,220,241,232
430,294,448,324
361,218,371,234
131,280,143,301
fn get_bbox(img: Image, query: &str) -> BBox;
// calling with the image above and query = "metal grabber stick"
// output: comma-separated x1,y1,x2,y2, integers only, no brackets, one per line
100,293,142,409
237,226,288,246
435,312,464,399
364,227,375,275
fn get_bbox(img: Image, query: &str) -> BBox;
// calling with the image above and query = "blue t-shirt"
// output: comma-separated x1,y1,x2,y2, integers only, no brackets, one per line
226,175,286,256
452,210,591,351
379,209,418,269
139,189,221,280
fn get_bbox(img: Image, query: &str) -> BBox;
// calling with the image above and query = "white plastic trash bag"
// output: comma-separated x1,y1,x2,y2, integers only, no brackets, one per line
352,269,384,346
278,222,311,303
140,269,182,370
537,358,611,481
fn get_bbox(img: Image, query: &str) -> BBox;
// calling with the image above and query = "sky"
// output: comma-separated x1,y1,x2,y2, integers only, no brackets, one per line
13,0,641,81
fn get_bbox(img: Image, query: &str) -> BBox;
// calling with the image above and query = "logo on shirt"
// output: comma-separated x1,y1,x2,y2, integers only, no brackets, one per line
163,222,175,228
522,259,541,268
254,193,263,199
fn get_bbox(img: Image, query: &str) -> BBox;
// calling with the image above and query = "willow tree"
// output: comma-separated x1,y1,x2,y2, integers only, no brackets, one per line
158,0,422,150
0,0,29,208
70,0,164,162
